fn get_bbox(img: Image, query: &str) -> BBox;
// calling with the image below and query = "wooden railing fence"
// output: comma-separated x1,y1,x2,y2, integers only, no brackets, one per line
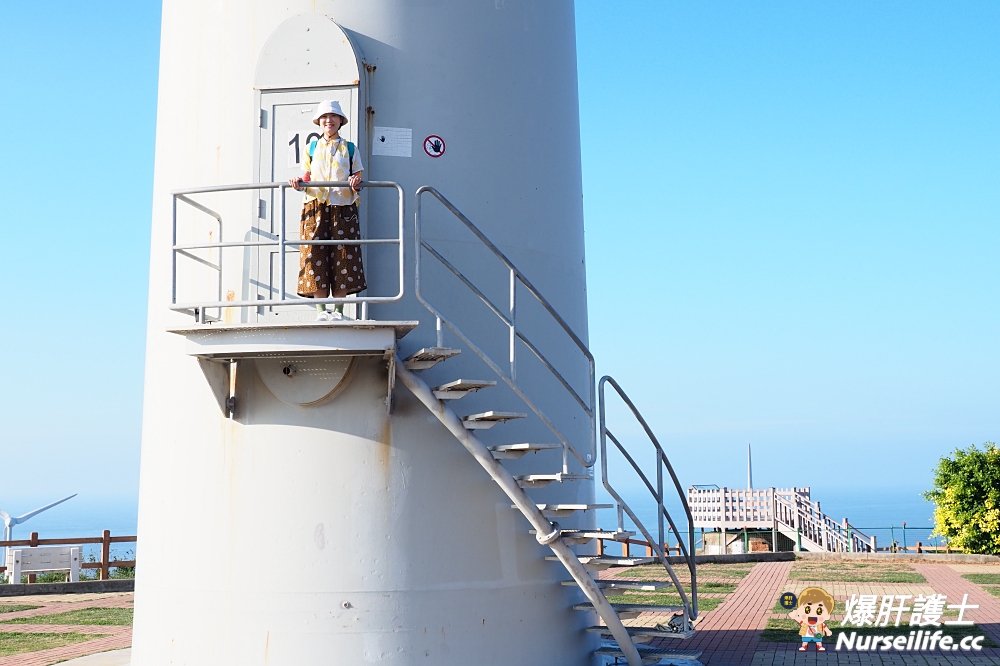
0,530,136,583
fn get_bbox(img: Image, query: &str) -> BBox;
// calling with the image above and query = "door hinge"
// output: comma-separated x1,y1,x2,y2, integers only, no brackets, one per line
259,109,268,129
259,199,267,219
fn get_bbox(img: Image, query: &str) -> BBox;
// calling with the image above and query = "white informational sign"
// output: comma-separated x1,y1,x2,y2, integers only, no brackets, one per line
372,127,412,157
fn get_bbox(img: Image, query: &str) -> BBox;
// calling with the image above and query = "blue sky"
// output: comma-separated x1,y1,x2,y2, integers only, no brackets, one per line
1,2,997,533
579,2,1000,529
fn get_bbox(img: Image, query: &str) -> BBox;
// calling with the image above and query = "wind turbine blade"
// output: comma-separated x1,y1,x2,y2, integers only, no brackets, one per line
0,510,9,523
12,494,78,524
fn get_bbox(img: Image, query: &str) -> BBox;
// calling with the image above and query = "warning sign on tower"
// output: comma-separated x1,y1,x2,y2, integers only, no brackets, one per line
423,135,446,158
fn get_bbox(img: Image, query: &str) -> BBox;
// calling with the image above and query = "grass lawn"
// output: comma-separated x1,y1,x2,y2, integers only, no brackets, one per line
962,573,1000,585
0,605,40,613
0,631,106,657
692,582,738,594
789,561,926,583
606,591,725,612
760,617,997,647
0,608,132,626
984,586,1000,598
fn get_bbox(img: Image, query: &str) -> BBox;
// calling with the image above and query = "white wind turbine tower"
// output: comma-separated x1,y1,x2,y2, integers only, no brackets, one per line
0,494,77,566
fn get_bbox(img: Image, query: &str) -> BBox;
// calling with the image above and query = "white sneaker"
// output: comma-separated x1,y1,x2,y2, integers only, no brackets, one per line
328,310,345,321
316,310,331,321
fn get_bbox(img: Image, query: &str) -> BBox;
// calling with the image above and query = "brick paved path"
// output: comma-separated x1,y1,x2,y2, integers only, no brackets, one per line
915,564,1000,647
750,564,1000,666
0,593,132,666
653,561,794,665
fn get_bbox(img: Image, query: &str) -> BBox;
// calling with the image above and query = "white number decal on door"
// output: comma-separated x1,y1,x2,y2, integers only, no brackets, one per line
287,131,324,169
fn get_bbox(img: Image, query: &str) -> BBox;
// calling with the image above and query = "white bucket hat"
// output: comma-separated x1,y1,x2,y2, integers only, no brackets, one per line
312,100,348,126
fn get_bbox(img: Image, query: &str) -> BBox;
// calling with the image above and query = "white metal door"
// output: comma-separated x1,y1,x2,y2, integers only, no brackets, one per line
253,87,359,321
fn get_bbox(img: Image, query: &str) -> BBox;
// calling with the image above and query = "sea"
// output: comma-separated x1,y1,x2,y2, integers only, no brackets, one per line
594,483,940,551
5,483,940,561
2,495,139,563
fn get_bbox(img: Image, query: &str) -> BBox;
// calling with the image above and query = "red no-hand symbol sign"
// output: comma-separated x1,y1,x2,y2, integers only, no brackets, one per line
423,135,446,158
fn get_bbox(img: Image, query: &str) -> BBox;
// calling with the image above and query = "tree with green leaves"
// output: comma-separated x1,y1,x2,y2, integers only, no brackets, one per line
924,442,1000,555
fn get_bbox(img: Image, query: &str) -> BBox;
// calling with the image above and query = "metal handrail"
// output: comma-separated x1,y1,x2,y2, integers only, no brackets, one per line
414,186,596,471
171,181,404,322
599,375,698,627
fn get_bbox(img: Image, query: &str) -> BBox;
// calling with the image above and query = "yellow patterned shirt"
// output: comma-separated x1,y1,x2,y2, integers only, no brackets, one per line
302,136,364,206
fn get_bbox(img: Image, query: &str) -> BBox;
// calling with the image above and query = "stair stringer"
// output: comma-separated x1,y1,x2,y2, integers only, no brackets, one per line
775,523,826,552
394,356,644,666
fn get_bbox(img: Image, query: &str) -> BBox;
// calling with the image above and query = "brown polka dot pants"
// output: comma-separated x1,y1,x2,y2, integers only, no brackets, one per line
297,200,367,297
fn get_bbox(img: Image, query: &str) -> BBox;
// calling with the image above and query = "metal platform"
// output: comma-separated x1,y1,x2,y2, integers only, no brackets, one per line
168,320,419,360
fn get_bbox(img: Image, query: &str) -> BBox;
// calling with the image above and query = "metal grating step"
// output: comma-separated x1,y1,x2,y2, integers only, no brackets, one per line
587,623,695,641
517,503,612,517
562,579,675,592
432,378,496,400
403,347,460,370
461,411,525,430
515,472,589,488
574,601,685,614
489,443,560,459
548,555,657,570
530,529,635,545
594,641,702,664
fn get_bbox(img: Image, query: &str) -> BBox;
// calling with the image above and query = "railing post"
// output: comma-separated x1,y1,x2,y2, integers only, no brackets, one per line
656,448,665,554
796,527,802,552
171,195,178,307
27,532,38,583
902,522,907,553
279,185,287,302
100,530,111,581
509,268,515,382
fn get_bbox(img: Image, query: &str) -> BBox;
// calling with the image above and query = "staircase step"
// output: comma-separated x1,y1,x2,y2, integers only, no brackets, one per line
461,411,525,430
563,579,675,592
529,529,635,545
594,641,702,664
547,555,657,570
490,443,560,459
517,503,613,517
514,472,589,488
403,347,460,370
575,601,686,614
432,378,496,400
587,623,695,641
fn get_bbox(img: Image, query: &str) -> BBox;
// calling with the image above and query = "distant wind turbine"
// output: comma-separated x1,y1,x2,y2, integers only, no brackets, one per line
0,495,77,565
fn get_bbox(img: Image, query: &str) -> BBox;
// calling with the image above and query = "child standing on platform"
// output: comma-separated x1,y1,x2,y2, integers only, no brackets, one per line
289,100,366,321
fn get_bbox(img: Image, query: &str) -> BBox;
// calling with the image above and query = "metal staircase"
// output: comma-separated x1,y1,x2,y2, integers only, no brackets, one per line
405,187,703,666
772,492,875,553
168,179,704,665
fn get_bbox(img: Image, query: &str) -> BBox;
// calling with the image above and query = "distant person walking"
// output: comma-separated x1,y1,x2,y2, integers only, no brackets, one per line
289,100,366,321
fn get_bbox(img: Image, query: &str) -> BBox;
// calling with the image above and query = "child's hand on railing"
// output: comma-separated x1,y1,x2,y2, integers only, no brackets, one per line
348,173,363,191
288,175,309,191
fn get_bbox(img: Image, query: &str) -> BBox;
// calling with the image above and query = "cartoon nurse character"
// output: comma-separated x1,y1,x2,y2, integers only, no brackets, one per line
789,587,835,652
